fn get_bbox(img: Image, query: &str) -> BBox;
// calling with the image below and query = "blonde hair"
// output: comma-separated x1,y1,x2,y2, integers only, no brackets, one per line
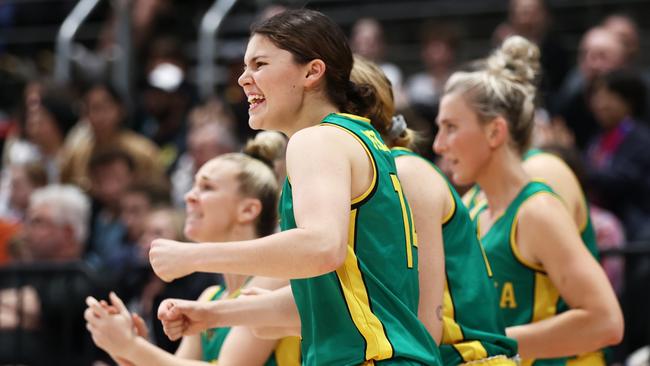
215,131,285,237
350,55,418,149
444,36,540,154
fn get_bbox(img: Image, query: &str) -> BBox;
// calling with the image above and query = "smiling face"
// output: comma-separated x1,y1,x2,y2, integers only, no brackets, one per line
434,92,492,186
183,159,244,242
238,34,309,132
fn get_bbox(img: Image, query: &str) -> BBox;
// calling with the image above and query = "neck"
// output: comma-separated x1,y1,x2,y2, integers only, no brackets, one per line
282,95,339,137
221,224,258,292
476,147,529,216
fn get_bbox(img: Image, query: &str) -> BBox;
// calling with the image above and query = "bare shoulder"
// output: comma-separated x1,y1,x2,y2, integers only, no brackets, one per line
395,156,448,194
518,191,567,227
524,153,580,192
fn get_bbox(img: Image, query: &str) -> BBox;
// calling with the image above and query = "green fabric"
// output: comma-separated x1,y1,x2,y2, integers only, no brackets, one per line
391,148,518,365
475,181,603,366
281,113,440,366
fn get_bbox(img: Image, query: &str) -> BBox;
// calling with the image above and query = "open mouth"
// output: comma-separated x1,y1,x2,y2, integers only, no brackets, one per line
247,94,266,111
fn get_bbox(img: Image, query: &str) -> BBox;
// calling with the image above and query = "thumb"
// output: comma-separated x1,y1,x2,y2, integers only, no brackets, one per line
158,299,179,320
109,292,129,314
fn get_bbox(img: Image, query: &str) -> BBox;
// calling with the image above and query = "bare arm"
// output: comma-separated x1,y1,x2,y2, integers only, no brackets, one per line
395,155,446,343
150,127,360,281
506,194,623,358
158,286,300,341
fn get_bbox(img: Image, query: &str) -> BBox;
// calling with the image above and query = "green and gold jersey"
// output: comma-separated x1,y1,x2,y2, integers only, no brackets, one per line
281,113,440,366
200,286,301,365
474,181,604,366
391,148,518,365
522,149,600,260
468,149,599,260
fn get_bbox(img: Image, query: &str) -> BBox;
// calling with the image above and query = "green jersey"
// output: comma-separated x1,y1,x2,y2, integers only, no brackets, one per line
281,113,440,366
522,149,600,260
391,148,518,365
201,286,301,365
475,181,604,366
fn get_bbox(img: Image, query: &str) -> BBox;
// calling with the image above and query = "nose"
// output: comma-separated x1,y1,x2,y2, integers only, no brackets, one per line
433,130,446,155
184,187,198,205
238,67,251,88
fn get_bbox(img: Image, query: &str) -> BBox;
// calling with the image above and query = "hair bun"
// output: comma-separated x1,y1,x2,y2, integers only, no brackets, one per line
243,131,287,168
487,35,541,87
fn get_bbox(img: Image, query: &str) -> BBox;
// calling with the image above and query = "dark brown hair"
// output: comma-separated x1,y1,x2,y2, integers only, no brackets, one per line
251,9,375,117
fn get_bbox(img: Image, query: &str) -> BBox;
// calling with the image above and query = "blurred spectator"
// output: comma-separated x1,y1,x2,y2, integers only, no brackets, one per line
555,26,627,150
493,0,569,101
170,109,238,208
119,182,170,250
24,90,78,183
0,161,47,223
406,21,460,124
351,18,407,109
114,206,219,353
585,70,650,241
0,184,105,364
61,82,164,190
602,14,640,67
85,149,135,268
137,36,195,167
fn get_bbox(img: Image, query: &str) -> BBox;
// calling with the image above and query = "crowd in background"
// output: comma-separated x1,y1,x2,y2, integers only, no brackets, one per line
0,0,649,364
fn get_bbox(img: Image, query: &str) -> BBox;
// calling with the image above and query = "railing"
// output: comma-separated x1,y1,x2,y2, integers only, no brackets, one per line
0,262,107,365
54,0,102,83
197,0,238,100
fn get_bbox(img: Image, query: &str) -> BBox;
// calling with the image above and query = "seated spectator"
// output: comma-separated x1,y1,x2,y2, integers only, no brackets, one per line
85,148,135,268
493,0,570,102
586,69,650,241
0,161,47,222
0,184,107,365
61,82,164,191
406,21,460,124
170,117,238,208
555,26,627,150
350,17,407,109
24,89,78,183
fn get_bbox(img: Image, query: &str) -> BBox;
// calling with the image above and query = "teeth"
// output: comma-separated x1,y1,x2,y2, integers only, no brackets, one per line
247,94,265,104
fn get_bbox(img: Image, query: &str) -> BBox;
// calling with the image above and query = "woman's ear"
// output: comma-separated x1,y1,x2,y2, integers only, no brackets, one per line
485,116,508,149
304,59,327,90
237,198,263,225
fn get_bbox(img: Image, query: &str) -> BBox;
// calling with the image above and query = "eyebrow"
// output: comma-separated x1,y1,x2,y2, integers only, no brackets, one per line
244,55,268,66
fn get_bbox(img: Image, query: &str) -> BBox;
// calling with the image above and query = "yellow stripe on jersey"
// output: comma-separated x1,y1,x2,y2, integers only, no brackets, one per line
442,185,456,225
320,123,378,206
532,272,560,322
390,174,414,268
274,336,301,366
442,279,463,344
443,279,490,362
454,341,489,363
509,192,550,273
337,113,371,124
566,351,606,366
336,209,394,361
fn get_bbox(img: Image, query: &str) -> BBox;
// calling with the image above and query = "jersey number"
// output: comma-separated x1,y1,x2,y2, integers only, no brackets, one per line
390,174,415,268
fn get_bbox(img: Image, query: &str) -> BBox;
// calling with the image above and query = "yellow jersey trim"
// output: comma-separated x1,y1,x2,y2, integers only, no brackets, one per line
442,278,463,344
509,191,556,273
274,336,302,366
453,341,489,363
566,351,606,366
531,272,560,323
320,123,378,206
442,185,456,225
336,209,394,361
337,113,371,124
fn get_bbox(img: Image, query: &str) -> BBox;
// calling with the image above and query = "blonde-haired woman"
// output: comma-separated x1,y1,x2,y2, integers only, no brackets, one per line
85,138,300,365
352,55,519,365
434,36,623,365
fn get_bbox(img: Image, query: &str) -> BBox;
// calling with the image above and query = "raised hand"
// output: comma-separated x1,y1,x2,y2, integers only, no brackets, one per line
149,239,194,282
85,293,137,358
157,298,214,341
